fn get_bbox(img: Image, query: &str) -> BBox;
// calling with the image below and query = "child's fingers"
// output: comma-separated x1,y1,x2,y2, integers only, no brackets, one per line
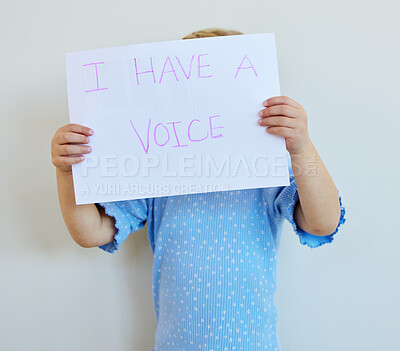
258,116,295,128
62,123,94,136
263,95,302,109
53,155,85,167
56,132,90,145
57,144,92,156
259,105,298,118
265,126,294,138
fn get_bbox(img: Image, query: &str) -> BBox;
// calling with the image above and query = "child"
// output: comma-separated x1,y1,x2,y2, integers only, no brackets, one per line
52,28,346,351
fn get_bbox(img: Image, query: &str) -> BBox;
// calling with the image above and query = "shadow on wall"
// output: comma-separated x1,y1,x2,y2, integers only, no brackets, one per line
9,94,79,254
4,90,157,349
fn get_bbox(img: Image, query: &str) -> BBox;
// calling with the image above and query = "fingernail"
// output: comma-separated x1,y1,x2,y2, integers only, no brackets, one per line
86,137,90,142
89,129,94,135
258,111,263,117
258,119,262,125
263,101,268,107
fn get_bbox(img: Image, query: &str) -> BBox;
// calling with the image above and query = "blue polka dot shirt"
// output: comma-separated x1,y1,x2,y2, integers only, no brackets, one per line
97,165,346,351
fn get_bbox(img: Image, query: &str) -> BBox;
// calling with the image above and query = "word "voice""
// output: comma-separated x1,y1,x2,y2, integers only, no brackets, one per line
130,114,224,154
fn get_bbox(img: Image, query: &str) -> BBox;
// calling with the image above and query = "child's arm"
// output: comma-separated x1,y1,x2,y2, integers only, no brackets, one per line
290,140,341,235
258,96,341,236
52,123,117,248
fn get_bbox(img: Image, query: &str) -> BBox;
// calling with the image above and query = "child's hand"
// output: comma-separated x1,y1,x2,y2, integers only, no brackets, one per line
51,123,93,173
258,96,311,155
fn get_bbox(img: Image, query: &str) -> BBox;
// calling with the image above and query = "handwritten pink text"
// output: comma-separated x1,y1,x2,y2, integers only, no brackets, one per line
133,54,214,85
130,115,224,154
83,62,108,93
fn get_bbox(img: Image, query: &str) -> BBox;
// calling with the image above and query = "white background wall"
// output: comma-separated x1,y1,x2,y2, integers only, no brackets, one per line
1,0,399,350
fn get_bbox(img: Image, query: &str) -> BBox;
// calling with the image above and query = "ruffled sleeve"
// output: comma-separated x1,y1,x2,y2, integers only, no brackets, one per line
263,164,346,248
96,199,149,253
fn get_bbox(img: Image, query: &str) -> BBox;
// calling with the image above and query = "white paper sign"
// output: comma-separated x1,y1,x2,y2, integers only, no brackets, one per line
66,32,289,205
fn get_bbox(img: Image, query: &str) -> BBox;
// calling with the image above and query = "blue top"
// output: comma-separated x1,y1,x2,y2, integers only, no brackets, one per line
97,165,346,351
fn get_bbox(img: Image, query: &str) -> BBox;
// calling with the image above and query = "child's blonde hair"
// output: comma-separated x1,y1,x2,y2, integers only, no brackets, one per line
182,27,243,40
